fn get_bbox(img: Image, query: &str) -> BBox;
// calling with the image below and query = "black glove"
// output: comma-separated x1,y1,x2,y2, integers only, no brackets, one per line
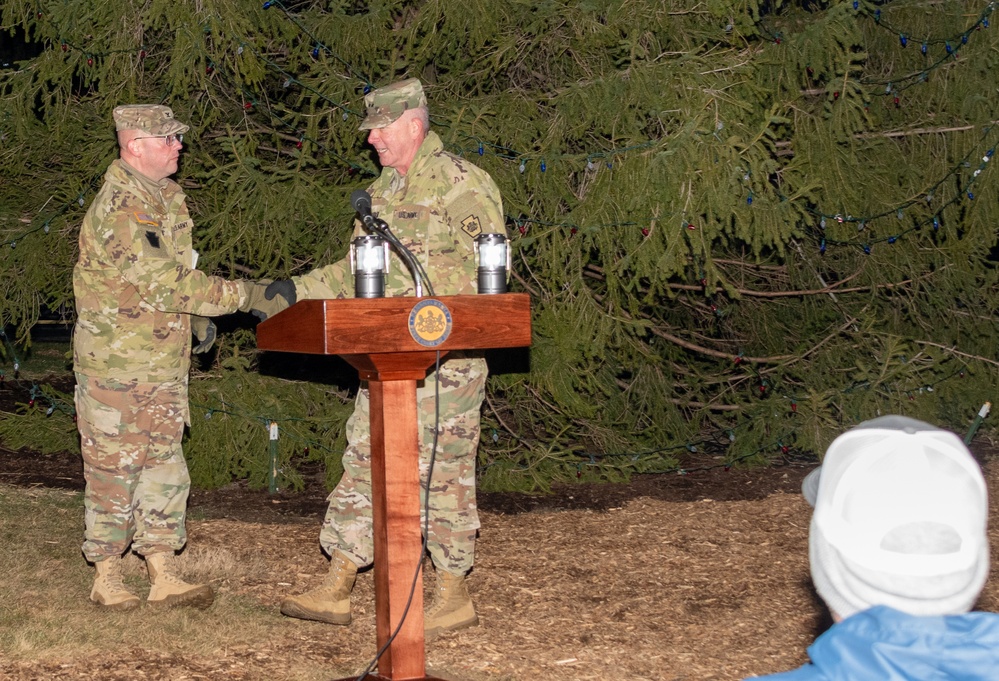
191,316,217,354
242,280,297,321
265,279,297,306
252,279,297,321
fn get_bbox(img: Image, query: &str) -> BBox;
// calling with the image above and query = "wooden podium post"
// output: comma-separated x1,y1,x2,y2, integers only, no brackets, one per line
257,294,531,681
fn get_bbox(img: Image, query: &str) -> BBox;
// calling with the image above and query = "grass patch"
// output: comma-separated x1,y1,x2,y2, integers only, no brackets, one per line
0,341,72,380
0,484,336,679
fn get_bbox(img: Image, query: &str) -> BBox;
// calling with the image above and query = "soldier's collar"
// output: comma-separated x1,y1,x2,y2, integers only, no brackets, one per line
388,131,442,182
118,159,172,198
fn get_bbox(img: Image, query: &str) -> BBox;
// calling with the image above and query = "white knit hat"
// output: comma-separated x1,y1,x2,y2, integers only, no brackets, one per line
804,415,990,619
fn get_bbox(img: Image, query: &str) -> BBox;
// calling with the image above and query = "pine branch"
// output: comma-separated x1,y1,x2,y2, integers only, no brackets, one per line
913,341,999,368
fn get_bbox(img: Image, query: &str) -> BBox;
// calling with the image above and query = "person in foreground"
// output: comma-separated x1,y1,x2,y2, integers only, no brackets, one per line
276,78,507,638
74,104,291,610
748,415,999,680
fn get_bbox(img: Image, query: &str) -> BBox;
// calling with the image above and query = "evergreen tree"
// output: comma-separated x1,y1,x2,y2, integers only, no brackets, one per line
2,0,997,491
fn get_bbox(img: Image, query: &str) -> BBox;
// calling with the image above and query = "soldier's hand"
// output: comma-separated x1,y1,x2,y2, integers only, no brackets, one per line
265,280,297,306
242,280,295,321
191,316,217,354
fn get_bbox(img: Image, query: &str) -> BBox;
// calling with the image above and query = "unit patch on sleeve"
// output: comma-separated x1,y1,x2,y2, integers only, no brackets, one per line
460,215,483,238
144,231,160,249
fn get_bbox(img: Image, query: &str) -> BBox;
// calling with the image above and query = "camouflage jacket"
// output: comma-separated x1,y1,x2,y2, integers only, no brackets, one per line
294,131,506,299
73,159,247,382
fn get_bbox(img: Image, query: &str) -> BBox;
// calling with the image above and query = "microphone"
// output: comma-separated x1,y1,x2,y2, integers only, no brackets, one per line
350,189,379,230
349,188,435,297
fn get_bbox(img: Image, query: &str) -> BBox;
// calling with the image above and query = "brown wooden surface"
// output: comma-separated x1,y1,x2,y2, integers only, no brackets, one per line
255,293,531,356
255,293,532,681
369,379,426,679
340,352,444,383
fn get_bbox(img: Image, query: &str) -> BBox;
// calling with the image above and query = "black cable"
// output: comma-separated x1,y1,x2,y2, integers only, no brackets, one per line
371,217,436,298
350,195,443,679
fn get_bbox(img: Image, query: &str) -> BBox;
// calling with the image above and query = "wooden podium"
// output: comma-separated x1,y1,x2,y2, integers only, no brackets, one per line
256,294,531,681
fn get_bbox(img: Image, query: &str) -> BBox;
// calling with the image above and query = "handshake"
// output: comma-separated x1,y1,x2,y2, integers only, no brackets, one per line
242,280,297,321
192,280,297,355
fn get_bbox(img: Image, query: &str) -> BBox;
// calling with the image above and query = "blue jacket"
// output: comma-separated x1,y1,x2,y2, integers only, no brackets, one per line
751,606,999,681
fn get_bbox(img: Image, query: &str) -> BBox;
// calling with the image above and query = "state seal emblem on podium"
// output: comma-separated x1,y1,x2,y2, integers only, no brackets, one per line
408,299,452,347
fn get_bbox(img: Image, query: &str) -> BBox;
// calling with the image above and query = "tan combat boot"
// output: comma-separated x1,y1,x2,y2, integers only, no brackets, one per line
280,550,358,625
425,569,478,640
145,553,214,608
90,556,141,611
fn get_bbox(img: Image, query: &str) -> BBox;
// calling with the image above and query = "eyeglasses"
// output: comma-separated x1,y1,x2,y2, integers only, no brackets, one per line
134,134,184,145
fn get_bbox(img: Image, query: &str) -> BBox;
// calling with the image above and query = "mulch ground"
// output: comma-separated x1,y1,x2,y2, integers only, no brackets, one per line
2,377,998,680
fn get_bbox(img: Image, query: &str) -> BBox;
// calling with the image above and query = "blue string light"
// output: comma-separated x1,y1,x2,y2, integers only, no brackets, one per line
14,1,996,251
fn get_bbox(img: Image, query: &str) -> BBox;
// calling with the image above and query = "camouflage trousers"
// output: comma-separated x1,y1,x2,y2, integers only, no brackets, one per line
74,373,191,563
320,356,485,575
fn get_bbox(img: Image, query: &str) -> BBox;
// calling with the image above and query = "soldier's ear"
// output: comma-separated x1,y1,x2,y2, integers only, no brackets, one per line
410,116,424,139
121,135,142,159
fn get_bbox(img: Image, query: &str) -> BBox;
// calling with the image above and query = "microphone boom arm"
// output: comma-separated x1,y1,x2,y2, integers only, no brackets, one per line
369,217,433,298
351,188,435,297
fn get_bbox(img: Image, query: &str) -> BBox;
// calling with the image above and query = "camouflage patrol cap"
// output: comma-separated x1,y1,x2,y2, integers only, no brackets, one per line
112,104,190,136
358,78,428,130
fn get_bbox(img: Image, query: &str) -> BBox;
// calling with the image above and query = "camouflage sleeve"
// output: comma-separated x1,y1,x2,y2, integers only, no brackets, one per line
293,220,367,299
446,176,505,237
103,199,245,315
432,173,506,295
293,257,353,299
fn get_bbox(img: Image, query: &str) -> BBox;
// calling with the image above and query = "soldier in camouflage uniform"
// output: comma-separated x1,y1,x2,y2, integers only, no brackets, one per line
73,104,290,611
278,79,507,638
